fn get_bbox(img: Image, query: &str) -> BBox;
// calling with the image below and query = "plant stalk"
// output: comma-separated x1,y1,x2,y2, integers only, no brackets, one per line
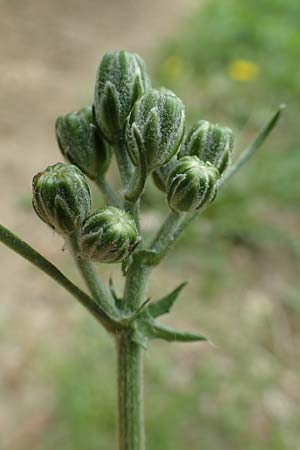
68,231,120,320
0,223,116,330
117,332,145,450
114,139,133,188
96,175,121,207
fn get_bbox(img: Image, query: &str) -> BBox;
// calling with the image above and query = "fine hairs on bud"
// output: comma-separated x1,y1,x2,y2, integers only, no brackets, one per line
32,163,91,235
125,88,185,174
180,120,234,175
167,156,220,212
80,206,140,263
94,51,151,144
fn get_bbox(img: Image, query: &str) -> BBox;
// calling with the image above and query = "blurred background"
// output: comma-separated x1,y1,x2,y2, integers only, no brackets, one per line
0,0,299,449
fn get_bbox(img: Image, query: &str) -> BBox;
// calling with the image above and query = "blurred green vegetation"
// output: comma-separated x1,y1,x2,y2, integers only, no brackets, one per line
30,1,300,449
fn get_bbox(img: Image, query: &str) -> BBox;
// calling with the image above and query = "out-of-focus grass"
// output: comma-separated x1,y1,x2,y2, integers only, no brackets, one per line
26,1,300,449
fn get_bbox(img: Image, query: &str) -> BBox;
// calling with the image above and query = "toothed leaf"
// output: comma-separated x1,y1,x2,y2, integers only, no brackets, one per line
148,282,187,318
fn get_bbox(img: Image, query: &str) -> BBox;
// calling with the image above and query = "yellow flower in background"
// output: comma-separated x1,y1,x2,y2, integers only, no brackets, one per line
162,55,184,79
227,59,259,82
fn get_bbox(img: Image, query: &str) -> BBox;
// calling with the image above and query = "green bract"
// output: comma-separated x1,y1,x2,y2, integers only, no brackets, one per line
55,106,111,180
167,156,220,212
94,51,150,144
32,163,91,234
80,206,140,263
180,120,234,175
125,88,185,174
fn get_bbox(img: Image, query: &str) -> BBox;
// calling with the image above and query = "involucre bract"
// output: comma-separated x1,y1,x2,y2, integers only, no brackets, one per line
167,156,219,212
94,51,150,144
125,88,185,174
32,163,91,234
180,120,234,174
80,206,140,263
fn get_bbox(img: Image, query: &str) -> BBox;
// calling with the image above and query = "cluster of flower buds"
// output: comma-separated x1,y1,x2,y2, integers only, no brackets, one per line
152,120,234,210
32,49,235,264
32,163,140,263
180,120,234,175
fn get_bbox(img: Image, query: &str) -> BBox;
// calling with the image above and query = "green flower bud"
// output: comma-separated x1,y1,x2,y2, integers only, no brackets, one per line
180,120,234,174
152,157,177,193
55,106,111,180
32,163,91,234
80,206,140,263
167,156,219,212
94,51,150,144
125,88,185,173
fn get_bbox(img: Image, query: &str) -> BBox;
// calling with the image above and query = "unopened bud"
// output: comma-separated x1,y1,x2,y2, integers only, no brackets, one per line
80,206,140,263
167,156,219,212
32,163,91,234
180,120,234,174
94,51,150,144
125,88,185,173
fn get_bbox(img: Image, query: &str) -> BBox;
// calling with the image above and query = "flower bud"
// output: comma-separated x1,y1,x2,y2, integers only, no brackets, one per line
55,106,111,180
180,120,234,174
152,157,177,193
125,88,185,173
32,163,91,234
94,51,150,144
167,156,219,212
80,206,140,263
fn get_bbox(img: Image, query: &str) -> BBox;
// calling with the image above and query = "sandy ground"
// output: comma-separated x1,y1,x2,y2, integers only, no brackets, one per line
0,0,200,447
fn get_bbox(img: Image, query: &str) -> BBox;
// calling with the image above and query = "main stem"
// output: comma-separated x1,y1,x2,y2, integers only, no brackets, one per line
117,259,149,450
117,332,145,450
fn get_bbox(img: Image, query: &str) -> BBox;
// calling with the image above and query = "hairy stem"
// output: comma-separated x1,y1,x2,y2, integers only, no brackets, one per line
148,211,186,264
123,259,150,313
117,333,145,450
0,223,115,330
96,175,121,207
114,139,133,188
68,231,120,320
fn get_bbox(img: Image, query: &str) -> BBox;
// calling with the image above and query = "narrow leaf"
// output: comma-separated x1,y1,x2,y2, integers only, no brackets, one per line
220,104,286,186
148,282,188,318
148,321,208,343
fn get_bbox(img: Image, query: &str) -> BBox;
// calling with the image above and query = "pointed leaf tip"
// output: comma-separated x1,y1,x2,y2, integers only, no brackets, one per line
148,281,188,318
148,321,208,343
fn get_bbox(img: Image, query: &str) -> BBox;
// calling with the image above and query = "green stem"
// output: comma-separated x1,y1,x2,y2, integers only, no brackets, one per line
0,223,114,330
123,259,150,313
117,332,145,450
114,139,133,188
147,211,185,264
95,175,121,207
68,231,120,320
